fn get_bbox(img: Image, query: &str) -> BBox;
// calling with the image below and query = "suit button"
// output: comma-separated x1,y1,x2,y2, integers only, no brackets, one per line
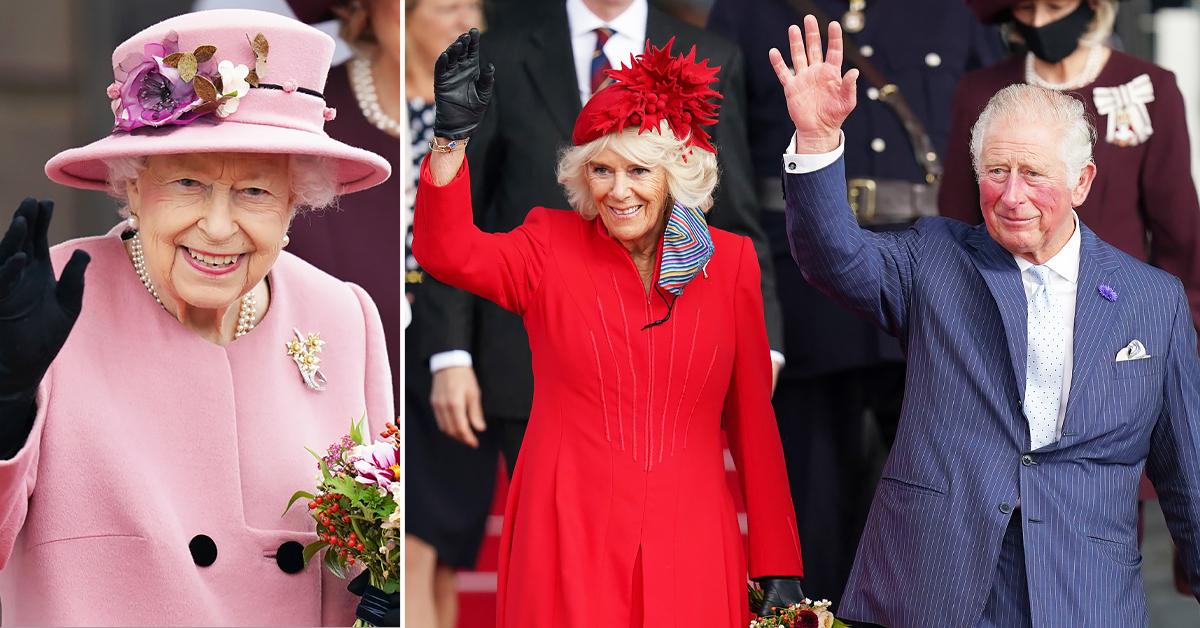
925,52,942,67
1021,454,1035,466
860,45,874,57
866,87,880,100
189,534,218,567
999,502,1013,514
870,138,886,153
787,161,798,171
276,540,306,574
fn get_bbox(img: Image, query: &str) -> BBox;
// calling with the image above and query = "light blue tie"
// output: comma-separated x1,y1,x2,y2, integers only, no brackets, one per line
1024,265,1066,450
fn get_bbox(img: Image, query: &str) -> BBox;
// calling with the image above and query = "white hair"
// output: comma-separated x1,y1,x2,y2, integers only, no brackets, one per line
970,83,1095,184
1004,0,1118,49
103,154,340,216
556,120,719,219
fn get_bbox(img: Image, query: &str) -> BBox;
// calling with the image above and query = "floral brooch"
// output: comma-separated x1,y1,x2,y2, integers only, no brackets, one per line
109,30,269,132
287,328,328,391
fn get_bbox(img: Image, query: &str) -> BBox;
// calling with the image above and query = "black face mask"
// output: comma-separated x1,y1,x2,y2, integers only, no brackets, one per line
1012,2,1096,64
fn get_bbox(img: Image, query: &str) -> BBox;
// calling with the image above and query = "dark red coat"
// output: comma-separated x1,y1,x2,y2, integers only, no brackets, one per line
938,51,1200,330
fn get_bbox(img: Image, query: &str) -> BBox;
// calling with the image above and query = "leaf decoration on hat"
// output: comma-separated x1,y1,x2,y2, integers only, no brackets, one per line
161,44,218,83
245,32,269,87
193,74,218,102
193,45,216,63
573,38,722,153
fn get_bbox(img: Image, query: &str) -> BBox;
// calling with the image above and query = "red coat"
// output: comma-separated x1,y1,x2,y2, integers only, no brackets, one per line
939,51,1200,330
413,157,803,627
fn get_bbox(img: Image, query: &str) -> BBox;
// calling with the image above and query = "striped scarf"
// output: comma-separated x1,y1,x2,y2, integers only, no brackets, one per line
658,201,714,296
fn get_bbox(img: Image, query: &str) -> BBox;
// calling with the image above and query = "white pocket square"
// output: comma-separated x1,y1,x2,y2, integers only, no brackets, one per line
1115,339,1151,362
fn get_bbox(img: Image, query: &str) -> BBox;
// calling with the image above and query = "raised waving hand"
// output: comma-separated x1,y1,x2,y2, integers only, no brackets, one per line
768,16,859,154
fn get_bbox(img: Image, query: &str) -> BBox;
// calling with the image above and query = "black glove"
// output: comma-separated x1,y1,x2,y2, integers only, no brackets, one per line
755,576,806,617
0,199,89,456
433,28,495,140
348,570,399,626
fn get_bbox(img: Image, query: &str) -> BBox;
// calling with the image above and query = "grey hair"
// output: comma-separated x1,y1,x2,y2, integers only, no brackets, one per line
1004,0,1117,49
555,120,719,219
103,154,340,216
970,83,1096,184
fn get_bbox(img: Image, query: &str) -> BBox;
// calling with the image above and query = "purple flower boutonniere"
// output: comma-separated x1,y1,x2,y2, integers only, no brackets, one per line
1098,284,1118,302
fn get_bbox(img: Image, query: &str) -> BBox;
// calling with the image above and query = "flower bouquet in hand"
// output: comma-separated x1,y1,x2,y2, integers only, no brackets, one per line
285,417,400,626
748,584,851,628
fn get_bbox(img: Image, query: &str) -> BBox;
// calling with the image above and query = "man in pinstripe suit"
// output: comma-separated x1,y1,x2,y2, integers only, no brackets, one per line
768,15,1200,628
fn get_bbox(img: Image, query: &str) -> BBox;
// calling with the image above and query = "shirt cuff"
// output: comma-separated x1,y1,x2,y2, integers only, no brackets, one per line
782,131,846,174
430,350,473,373
770,350,786,368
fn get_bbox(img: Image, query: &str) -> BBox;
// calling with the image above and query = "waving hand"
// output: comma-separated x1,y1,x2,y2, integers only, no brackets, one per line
768,16,859,154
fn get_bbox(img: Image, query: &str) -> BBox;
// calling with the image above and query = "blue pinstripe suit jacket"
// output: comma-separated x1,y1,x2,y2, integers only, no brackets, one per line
783,157,1200,627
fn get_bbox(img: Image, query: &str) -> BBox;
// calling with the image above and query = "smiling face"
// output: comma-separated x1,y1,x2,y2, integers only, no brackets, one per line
978,116,1095,263
127,152,293,312
585,147,671,253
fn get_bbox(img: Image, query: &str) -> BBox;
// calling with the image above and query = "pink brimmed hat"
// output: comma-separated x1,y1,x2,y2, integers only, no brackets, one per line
45,9,390,195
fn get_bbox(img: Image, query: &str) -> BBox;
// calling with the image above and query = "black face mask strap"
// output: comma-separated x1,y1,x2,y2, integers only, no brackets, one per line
641,286,678,330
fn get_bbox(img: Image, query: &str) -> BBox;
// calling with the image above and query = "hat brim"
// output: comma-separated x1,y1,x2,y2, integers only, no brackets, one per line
45,118,391,195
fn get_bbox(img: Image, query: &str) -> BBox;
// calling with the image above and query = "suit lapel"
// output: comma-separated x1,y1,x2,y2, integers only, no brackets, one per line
966,225,1028,391
523,9,583,139
1060,226,1122,439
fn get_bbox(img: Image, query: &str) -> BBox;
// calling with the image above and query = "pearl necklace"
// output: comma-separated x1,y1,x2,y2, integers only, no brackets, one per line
1024,45,1104,92
129,232,258,338
349,56,401,137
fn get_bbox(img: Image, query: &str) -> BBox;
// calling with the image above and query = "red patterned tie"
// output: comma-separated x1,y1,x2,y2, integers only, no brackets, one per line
590,27,614,96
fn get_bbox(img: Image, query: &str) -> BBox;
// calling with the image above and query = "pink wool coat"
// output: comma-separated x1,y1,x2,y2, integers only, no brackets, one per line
0,227,394,626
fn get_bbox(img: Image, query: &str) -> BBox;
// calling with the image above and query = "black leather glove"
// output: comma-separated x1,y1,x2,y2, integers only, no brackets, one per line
433,28,495,140
0,199,89,456
348,570,399,626
755,576,807,617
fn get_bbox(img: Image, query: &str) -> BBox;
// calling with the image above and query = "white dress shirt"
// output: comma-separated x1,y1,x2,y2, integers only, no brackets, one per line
565,0,648,105
782,133,1082,441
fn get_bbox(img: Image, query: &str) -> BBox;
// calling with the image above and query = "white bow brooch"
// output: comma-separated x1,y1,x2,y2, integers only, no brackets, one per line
1093,74,1155,147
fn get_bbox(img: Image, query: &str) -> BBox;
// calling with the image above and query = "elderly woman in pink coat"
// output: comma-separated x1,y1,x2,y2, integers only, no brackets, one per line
0,9,393,626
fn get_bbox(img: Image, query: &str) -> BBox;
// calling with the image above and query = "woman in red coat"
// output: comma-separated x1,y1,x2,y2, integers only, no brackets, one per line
413,30,805,627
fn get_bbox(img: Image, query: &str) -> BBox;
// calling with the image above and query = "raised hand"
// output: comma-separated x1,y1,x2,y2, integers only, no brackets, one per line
433,28,495,140
768,16,859,154
0,198,90,399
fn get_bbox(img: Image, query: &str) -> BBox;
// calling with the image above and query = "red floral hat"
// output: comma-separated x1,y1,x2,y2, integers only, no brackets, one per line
572,38,722,153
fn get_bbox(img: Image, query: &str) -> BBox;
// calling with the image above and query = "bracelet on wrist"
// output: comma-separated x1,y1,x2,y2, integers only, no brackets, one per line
429,136,469,153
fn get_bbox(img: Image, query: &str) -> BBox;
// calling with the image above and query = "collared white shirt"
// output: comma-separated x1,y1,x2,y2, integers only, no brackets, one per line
565,0,647,105
782,134,1083,440
1013,213,1081,441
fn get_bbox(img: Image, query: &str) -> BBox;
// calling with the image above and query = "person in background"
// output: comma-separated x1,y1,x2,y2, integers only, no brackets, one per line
707,0,1004,603
394,2,494,627
284,0,402,404
425,0,784,496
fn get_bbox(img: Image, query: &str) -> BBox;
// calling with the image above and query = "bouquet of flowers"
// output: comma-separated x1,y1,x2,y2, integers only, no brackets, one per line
748,584,851,628
285,417,400,626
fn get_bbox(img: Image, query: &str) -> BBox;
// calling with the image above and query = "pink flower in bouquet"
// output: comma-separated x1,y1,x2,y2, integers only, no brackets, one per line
352,442,398,490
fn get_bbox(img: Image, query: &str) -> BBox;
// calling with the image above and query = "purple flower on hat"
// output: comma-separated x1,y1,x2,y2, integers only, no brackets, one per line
111,33,208,131
1098,284,1118,302
113,50,204,131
